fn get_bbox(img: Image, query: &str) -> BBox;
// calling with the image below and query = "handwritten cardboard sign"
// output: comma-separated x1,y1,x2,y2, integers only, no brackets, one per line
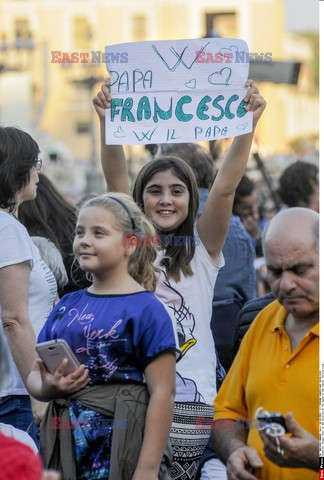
105,38,252,145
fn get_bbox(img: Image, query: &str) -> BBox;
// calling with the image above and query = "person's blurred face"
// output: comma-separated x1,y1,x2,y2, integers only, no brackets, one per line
308,181,319,212
16,167,40,206
265,235,319,320
233,191,260,238
234,191,259,222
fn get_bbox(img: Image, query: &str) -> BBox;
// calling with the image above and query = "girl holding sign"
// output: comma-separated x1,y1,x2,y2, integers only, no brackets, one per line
93,78,266,480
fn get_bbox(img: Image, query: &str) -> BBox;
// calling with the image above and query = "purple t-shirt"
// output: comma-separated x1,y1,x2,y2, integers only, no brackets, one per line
38,289,178,385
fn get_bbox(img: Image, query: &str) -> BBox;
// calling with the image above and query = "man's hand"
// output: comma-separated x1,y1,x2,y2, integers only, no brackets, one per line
241,215,260,239
227,445,263,480
260,412,319,471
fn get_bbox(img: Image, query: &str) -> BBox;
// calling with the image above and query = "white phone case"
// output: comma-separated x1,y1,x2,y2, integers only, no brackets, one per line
36,339,80,375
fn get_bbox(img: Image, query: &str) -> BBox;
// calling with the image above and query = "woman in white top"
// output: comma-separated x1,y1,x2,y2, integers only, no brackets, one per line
0,127,57,444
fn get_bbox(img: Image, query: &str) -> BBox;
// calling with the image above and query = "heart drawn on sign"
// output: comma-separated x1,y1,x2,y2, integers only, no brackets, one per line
113,126,126,138
219,45,239,58
184,78,197,89
208,67,232,86
236,122,248,130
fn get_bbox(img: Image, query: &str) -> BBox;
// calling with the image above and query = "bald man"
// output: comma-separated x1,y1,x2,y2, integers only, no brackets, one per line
212,208,319,480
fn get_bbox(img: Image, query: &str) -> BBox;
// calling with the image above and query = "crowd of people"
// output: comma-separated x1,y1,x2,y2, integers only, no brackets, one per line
0,73,319,480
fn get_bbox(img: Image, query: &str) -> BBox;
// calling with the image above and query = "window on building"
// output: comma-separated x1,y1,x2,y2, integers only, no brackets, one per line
132,15,147,42
76,120,90,134
15,18,30,40
14,18,34,49
205,12,237,38
0,33,9,53
73,17,92,50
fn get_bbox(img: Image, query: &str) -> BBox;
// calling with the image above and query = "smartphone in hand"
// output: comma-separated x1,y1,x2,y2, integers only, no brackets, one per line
36,339,80,376
257,412,288,436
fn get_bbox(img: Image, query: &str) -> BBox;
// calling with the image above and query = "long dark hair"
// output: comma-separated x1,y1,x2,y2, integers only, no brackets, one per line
18,174,87,295
0,127,39,212
18,173,77,254
133,156,199,282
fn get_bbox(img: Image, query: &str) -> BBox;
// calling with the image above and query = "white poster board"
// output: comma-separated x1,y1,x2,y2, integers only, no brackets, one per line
105,38,252,145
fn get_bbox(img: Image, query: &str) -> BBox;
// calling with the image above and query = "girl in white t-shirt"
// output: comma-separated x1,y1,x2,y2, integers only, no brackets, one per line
92,79,266,479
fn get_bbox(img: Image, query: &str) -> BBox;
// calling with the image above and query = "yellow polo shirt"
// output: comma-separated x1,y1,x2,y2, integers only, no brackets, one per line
214,300,319,480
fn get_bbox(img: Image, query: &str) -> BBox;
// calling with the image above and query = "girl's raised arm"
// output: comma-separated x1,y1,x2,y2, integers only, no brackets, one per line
93,79,131,195
197,80,266,263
